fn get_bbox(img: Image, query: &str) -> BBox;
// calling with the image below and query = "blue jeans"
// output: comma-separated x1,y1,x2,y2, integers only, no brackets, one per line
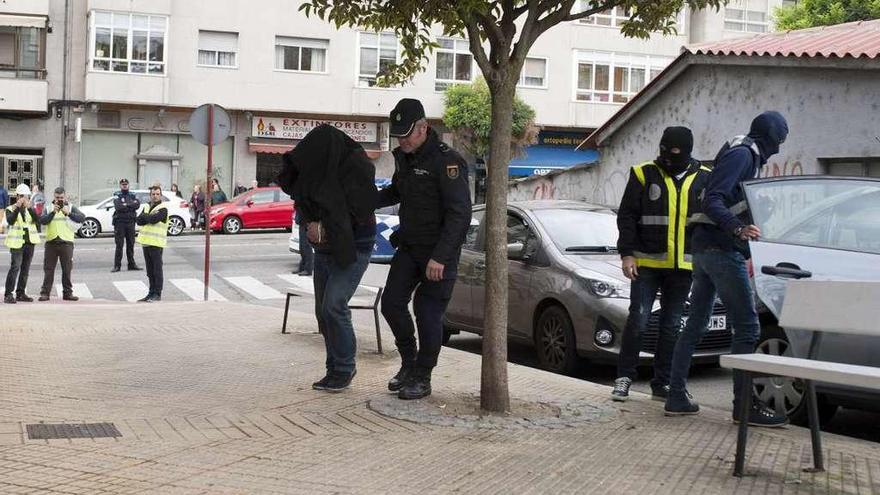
313,248,371,375
669,249,760,404
616,267,691,389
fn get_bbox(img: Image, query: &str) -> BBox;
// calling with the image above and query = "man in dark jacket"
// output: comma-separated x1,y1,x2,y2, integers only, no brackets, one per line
612,127,711,402
112,178,141,272
666,111,789,428
38,187,85,301
0,186,8,209
278,125,377,393
378,98,472,400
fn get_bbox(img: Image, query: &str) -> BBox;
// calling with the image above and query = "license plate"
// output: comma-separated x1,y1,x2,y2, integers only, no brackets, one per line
709,315,727,331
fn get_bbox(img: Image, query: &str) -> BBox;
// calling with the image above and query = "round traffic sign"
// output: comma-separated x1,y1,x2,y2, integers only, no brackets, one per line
189,103,231,146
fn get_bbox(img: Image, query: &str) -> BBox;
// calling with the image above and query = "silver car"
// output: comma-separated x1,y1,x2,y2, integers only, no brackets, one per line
745,176,880,425
443,200,732,374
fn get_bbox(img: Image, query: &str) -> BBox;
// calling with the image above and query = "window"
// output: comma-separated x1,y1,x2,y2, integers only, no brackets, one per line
575,52,670,103
248,190,275,204
826,160,880,178
198,30,237,68
464,210,485,251
358,32,398,87
577,3,630,26
275,36,328,72
724,0,769,32
0,25,45,79
435,37,473,91
91,11,167,74
518,57,547,88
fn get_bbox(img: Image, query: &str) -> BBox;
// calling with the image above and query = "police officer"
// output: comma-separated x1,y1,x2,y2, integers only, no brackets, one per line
4,184,41,304
112,178,141,272
611,126,711,402
38,187,86,301
135,185,168,302
378,98,472,400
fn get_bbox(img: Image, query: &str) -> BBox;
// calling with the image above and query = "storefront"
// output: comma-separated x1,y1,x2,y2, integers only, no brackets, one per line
508,130,598,177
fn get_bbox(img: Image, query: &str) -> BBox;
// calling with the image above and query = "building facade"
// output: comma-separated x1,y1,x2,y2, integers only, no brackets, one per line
1,0,785,203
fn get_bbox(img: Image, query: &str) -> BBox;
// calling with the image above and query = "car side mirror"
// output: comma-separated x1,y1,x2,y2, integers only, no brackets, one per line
507,242,526,260
246,200,254,207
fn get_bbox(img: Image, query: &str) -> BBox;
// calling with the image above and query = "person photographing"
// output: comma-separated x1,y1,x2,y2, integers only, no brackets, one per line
38,187,85,301
4,184,41,304
135,186,169,302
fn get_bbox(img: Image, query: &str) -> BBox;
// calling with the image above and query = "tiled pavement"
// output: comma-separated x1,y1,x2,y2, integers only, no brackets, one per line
1,302,879,494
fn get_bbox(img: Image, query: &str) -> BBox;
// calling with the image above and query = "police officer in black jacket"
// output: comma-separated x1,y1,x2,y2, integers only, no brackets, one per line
378,98,471,400
112,178,141,272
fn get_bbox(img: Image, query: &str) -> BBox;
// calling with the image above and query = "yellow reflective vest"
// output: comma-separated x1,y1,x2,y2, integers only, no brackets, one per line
45,210,76,243
4,206,41,249
136,203,169,248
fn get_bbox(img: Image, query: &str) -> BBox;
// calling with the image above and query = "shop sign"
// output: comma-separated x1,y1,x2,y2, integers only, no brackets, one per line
252,116,378,143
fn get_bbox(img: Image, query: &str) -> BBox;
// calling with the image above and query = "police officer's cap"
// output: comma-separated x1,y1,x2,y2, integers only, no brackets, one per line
389,98,426,138
119,178,129,185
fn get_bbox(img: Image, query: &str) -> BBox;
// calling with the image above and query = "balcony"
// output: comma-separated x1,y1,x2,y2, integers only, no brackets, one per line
0,77,48,114
0,0,49,16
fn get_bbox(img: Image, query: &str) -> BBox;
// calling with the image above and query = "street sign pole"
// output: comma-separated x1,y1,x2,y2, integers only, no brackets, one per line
204,104,214,301
188,103,230,302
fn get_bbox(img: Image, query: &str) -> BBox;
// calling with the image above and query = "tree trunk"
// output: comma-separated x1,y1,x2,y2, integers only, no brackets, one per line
480,78,516,413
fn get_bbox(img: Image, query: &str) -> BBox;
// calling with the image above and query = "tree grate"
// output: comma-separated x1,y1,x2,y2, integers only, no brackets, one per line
26,422,122,440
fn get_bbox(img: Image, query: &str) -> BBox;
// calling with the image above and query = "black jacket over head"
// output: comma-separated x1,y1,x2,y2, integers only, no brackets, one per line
276,124,378,267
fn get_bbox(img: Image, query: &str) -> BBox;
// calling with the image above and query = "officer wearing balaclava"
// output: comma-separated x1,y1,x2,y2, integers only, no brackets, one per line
612,126,712,403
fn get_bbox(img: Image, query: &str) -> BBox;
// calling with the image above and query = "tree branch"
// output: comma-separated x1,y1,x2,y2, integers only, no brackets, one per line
464,17,495,80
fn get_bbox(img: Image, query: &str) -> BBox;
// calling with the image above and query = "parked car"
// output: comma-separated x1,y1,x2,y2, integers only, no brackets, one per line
745,176,880,426
77,189,189,238
443,200,731,374
208,187,294,234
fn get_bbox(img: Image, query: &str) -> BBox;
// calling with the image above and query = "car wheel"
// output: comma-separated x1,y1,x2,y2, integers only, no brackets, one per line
78,218,100,238
222,216,242,234
534,305,580,375
754,325,838,426
167,216,185,236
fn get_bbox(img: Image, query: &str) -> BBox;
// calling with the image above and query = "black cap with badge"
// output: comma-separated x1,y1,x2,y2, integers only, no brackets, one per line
389,98,425,138
119,178,129,185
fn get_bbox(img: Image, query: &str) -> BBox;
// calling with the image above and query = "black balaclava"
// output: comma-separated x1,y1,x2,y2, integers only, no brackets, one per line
748,111,789,163
657,126,694,176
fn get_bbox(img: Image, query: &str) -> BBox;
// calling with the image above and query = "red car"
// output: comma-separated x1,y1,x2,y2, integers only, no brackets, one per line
209,187,294,234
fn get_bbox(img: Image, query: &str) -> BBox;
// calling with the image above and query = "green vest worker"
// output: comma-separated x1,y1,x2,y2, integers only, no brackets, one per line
611,126,711,402
38,187,86,301
135,185,169,302
5,184,41,304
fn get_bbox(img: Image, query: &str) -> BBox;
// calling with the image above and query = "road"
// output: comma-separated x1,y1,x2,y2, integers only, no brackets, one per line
6,230,878,443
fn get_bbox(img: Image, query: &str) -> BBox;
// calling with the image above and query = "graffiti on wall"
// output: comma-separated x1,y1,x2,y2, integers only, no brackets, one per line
760,159,803,178
531,179,557,200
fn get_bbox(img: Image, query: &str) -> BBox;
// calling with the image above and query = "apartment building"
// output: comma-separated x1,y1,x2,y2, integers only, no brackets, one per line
0,0,784,203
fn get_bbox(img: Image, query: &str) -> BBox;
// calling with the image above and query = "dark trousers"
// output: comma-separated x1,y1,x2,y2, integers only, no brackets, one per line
297,221,314,273
5,243,34,296
114,222,137,268
313,248,371,374
616,267,692,389
40,241,74,297
381,248,456,369
142,246,164,296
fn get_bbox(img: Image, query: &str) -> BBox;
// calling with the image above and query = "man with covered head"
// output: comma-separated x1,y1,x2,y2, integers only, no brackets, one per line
665,111,789,428
611,126,712,403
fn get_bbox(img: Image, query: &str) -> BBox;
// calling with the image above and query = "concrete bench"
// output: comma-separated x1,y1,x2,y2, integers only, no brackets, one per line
721,280,880,477
282,284,384,354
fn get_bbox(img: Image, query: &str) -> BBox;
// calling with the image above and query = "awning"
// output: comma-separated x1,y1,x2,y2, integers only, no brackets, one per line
248,139,384,159
508,146,599,177
0,15,48,28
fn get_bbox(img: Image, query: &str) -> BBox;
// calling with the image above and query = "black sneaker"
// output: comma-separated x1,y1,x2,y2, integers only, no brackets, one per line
16,294,33,302
322,370,356,393
3,294,15,304
733,400,788,428
312,373,333,390
398,368,432,400
388,365,414,392
611,377,632,402
651,385,694,402
664,393,700,416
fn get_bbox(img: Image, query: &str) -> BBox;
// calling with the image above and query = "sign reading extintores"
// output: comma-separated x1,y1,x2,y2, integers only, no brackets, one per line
252,117,378,143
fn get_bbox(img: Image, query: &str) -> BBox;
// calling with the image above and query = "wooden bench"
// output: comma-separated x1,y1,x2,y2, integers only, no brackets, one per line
281,285,384,354
721,280,880,477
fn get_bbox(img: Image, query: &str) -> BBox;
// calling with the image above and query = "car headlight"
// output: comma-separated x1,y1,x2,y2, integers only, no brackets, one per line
575,269,630,299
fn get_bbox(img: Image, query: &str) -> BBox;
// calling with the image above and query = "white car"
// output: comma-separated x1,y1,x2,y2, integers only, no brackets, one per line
77,190,189,238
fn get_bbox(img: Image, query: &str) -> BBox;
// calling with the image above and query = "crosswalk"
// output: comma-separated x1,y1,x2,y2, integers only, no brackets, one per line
40,272,382,304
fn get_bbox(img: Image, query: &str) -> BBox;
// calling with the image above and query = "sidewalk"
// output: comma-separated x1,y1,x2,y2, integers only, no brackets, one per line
1,301,878,494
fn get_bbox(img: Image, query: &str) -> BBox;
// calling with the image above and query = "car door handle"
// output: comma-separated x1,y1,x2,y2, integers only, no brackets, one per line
761,264,812,279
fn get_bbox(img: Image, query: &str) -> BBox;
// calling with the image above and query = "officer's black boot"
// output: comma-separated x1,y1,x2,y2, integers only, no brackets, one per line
388,362,415,392
398,367,432,400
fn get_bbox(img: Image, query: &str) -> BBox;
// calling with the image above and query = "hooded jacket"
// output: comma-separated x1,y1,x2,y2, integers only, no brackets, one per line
276,124,377,267
693,111,789,255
